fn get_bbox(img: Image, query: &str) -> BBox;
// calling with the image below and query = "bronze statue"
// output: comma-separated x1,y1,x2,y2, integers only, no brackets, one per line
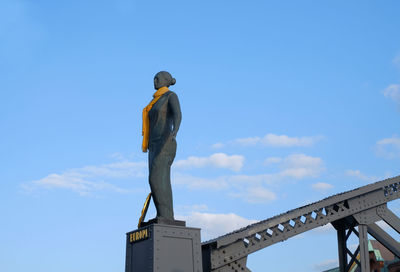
142,71,181,222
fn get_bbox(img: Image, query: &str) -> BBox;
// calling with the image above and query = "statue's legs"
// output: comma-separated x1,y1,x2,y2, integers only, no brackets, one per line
148,137,176,221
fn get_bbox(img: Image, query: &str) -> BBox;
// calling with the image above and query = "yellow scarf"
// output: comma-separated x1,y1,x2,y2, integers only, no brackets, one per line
142,87,170,152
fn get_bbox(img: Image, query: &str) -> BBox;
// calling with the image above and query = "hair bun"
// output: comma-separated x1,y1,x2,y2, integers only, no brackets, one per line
171,78,176,85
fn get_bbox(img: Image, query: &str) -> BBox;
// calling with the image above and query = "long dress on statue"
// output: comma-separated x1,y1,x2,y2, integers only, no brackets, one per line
148,91,181,221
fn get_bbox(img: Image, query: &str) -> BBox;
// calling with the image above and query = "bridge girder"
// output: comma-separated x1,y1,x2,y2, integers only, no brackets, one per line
202,176,400,271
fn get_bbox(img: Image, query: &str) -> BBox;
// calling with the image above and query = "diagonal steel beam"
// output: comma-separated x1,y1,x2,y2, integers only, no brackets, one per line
345,246,360,272
377,204,400,234
367,222,400,258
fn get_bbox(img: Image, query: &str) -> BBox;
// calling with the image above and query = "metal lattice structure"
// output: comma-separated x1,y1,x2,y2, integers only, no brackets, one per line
201,175,400,272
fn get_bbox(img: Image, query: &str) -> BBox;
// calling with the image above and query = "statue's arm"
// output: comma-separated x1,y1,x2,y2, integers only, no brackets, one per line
169,92,182,137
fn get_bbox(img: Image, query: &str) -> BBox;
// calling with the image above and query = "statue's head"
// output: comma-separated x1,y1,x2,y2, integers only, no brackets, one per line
154,71,176,90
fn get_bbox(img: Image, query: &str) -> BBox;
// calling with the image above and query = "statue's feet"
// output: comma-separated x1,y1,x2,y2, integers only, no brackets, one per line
141,216,186,227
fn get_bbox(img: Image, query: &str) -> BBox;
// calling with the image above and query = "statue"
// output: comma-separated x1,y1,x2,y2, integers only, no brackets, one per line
141,71,181,223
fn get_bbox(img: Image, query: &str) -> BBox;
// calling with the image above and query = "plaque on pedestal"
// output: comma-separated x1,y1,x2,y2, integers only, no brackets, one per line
125,223,203,272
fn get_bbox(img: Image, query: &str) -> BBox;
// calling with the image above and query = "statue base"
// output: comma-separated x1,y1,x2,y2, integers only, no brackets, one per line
125,223,203,272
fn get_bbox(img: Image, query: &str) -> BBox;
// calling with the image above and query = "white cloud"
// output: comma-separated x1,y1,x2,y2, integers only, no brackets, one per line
313,259,338,271
172,173,278,203
172,153,323,204
177,212,258,241
263,157,282,165
175,153,244,172
28,173,128,196
22,160,147,196
235,133,322,147
235,136,262,146
224,154,323,187
77,161,147,179
312,182,333,192
110,152,125,160
231,186,277,203
383,84,400,105
211,142,224,149
279,154,324,179
376,136,400,158
175,153,323,189
234,154,324,183
346,169,379,182
212,133,322,149
379,136,400,146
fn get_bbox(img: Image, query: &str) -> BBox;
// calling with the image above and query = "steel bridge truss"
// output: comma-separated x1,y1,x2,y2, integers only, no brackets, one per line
202,176,400,272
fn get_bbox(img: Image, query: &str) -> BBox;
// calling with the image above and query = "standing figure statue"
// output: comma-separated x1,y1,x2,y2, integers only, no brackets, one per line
142,71,181,222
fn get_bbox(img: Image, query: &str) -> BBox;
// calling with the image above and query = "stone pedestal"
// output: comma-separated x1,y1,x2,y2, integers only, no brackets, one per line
125,224,203,272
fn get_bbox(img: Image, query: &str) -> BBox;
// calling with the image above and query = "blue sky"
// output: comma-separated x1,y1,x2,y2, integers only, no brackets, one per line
1,0,400,271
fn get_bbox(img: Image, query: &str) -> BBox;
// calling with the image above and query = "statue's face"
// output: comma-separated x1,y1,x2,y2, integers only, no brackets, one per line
154,77,159,90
